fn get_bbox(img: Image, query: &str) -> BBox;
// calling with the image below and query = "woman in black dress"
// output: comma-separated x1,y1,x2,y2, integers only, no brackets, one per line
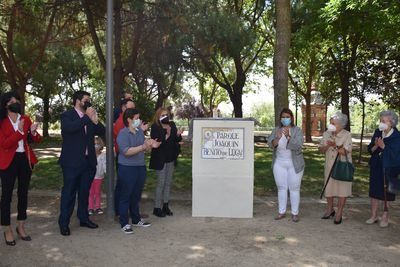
366,110,400,228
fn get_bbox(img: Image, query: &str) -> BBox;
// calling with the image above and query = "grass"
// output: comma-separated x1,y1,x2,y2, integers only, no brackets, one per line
30,140,371,197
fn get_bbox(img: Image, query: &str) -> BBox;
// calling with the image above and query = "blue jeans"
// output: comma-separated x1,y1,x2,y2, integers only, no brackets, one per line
118,165,146,227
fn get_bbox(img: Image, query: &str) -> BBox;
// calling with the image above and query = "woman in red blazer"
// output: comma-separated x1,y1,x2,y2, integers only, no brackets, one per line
0,92,41,246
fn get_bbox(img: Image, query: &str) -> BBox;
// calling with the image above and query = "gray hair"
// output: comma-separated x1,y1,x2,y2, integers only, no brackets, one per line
380,110,399,127
330,111,348,128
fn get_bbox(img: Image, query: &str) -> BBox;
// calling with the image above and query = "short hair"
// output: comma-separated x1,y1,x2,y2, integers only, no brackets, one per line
120,91,132,100
120,98,134,108
330,111,348,128
0,91,21,120
123,108,139,127
72,90,90,105
279,108,295,127
380,110,399,127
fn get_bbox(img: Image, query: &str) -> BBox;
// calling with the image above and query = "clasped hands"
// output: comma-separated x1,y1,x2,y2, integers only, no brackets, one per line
326,140,346,155
374,137,385,150
142,138,161,151
17,119,39,135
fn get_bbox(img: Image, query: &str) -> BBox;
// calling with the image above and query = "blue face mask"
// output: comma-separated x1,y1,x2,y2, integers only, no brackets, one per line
281,118,291,127
131,119,141,129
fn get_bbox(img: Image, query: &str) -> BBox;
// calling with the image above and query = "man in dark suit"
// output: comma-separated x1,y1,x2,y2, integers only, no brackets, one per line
58,90,105,236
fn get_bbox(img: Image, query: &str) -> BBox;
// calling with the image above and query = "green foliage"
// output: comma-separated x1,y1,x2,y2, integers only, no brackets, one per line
248,102,275,129
31,144,370,196
350,100,387,134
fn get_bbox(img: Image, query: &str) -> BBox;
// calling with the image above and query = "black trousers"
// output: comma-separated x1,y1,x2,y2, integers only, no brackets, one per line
0,152,32,226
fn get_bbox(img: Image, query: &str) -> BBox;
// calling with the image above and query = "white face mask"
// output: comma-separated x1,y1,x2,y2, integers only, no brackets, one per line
378,122,389,131
131,119,141,129
327,124,337,132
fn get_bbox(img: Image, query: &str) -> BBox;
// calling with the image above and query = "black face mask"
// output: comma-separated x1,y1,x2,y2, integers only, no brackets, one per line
7,102,22,114
160,116,169,124
82,101,92,110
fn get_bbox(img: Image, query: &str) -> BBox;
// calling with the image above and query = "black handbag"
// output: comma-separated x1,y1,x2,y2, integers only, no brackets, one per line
331,153,354,182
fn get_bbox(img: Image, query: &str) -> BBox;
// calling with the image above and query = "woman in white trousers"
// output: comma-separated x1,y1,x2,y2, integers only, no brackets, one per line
268,108,305,222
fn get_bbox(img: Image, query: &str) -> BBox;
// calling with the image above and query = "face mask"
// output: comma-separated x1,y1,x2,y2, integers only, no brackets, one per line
281,118,291,127
379,122,389,131
82,101,92,110
131,119,141,129
160,115,169,124
327,124,337,132
95,144,102,150
7,102,22,114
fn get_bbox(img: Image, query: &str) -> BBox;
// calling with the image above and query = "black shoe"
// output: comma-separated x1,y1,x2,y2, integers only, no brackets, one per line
59,225,71,236
334,217,343,225
153,208,166,218
4,232,16,246
162,203,173,216
80,220,99,229
321,210,335,219
16,227,31,241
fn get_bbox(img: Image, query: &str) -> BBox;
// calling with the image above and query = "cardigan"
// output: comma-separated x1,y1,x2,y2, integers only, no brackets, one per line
267,126,305,174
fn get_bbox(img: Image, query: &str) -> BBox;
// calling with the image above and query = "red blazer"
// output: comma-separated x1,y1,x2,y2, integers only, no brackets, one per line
0,115,41,170
113,113,125,154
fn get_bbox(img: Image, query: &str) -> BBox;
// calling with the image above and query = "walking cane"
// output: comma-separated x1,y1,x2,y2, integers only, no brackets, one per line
320,153,340,199
383,168,389,212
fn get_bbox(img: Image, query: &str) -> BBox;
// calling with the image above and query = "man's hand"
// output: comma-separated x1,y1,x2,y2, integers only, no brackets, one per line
86,107,98,124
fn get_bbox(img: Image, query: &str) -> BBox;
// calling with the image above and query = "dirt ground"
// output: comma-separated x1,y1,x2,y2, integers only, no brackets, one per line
0,195,399,267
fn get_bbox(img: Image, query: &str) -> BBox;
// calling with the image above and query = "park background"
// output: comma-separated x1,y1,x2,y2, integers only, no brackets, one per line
0,0,399,197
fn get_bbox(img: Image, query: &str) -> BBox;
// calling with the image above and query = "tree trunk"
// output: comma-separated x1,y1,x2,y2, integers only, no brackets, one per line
113,0,123,107
42,95,50,138
273,0,291,125
14,83,27,113
304,93,312,142
154,91,165,110
340,77,351,131
358,98,366,163
231,93,243,118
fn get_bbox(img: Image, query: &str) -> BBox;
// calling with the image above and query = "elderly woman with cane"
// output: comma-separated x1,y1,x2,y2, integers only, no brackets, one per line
366,110,400,228
319,112,353,225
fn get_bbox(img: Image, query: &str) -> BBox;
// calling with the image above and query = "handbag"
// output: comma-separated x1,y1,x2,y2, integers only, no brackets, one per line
331,153,354,182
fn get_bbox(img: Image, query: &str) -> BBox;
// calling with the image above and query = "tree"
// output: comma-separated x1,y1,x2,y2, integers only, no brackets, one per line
0,0,60,108
249,102,275,129
318,0,398,130
82,0,146,106
169,0,272,117
273,0,291,125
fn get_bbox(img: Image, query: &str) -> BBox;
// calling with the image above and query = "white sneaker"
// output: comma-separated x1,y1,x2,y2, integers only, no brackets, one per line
121,224,134,234
379,220,389,228
133,220,151,227
365,217,379,225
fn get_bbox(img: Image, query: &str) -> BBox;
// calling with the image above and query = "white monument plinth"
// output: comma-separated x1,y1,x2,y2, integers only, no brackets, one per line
192,118,254,218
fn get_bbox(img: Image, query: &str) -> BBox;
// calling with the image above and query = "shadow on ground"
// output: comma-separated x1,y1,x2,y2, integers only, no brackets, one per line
0,195,399,266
